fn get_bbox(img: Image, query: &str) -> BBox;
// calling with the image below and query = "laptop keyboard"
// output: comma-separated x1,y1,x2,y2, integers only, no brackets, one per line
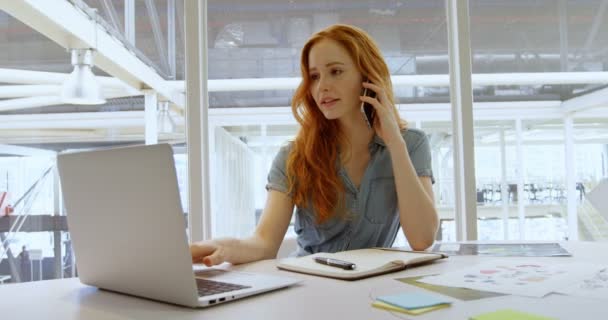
195,278,251,297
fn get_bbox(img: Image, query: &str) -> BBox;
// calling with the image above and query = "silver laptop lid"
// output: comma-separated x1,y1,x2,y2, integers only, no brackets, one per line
57,144,199,307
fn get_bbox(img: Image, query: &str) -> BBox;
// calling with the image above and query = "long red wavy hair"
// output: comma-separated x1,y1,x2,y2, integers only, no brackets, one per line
286,24,406,224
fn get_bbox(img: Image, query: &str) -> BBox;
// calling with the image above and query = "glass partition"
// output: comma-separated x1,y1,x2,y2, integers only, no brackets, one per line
470,0,608,240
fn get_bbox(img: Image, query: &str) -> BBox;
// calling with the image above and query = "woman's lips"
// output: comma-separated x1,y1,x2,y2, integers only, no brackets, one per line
321,99,339,108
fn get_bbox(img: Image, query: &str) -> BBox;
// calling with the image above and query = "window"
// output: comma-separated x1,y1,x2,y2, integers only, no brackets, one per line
0,1,187,282
206,0,452,243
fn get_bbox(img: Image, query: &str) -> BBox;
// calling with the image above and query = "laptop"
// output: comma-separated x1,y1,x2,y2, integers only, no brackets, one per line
56,143,300,308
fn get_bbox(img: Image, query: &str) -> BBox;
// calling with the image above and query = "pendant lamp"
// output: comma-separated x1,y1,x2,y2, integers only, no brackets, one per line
60,48,106,105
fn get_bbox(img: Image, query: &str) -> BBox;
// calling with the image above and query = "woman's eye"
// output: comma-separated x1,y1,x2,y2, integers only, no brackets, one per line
310,74,319,81
332,69,343,76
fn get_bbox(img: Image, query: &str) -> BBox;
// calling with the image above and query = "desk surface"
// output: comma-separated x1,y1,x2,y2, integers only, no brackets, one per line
1,241,606,320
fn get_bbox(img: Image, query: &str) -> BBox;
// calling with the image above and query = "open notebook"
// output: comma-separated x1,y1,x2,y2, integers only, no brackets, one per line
276,248,446,280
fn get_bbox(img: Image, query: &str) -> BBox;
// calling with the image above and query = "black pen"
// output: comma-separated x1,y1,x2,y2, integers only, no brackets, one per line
314,257,357,270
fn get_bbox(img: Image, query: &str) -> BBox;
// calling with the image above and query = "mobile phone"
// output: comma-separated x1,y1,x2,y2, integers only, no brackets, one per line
360,81,377,129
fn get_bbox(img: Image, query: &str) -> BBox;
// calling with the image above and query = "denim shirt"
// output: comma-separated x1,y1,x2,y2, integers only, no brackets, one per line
265,128,434,256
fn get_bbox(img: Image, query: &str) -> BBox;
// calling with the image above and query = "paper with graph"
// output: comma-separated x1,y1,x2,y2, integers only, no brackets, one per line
417,261,603,297
555,267,608,300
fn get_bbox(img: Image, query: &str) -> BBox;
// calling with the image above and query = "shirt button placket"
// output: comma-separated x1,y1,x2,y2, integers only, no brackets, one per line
343,192,358,251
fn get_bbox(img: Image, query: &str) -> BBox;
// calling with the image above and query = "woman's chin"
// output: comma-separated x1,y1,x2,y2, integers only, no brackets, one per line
321,110,341,120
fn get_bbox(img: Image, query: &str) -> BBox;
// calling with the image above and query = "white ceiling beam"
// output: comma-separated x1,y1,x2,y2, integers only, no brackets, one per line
167,72,608,92
0,0,184,107
5,130,606,146
0,118,143,130
472,72,608,86
206,101,568,126
1,130,100,138
0,90,141,112
562,86,608,114
0,101,576,131
0,85,61,98
0,84,138,99
416,53,572,62
575,106,608,118
0,144,57,157
0,111,185,130
0,132,185,145
0,68,137,93
401,101,565,121
3,67,607,95
209,107,295,126
0,96,63,112
0,111,145,129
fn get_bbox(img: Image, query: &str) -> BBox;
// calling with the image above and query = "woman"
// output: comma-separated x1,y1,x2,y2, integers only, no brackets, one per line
191,24,438,266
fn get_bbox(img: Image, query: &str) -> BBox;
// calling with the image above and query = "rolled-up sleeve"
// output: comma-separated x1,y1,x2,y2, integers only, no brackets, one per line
405,129,435,184
265,143,292,194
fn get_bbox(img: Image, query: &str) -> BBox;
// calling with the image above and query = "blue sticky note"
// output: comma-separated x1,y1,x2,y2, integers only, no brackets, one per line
376,292,451,310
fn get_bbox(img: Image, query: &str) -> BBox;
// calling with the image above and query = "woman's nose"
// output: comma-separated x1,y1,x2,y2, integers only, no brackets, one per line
317,77,331,92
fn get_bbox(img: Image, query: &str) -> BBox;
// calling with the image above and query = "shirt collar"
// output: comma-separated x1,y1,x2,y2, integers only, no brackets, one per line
370,129,408,148
367,134,385,154
371,134,386,147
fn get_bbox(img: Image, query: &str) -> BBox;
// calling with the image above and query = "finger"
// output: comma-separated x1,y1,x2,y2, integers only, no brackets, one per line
362,81,389,105
190,243,216,262
359,95,383,112
203,249,225,267
360,96,397,132
362,81,381,91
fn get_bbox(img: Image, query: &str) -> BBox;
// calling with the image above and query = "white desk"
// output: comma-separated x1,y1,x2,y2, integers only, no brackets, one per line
0,242,606,319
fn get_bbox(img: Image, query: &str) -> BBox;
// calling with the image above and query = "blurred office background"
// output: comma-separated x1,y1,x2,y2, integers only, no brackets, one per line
1,0,607,284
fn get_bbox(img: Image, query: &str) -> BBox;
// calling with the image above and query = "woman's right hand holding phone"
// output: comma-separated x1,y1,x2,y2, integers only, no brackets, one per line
359,81,402,149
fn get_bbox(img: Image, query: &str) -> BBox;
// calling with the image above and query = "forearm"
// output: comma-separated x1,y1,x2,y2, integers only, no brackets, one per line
387,140,438,250
214,234,276,265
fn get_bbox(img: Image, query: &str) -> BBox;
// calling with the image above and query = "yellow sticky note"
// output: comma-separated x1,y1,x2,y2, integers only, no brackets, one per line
470,309,557,320
372,300,450,315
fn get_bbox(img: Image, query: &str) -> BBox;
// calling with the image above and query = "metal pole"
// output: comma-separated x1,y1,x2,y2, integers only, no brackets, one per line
168,0,177,79
515,119,526,239
446,0,477,240
185,0,211,241
565,115,579,240
144,0,171,74
145,90,159,145
125,0,136,45
0,233,21,282
499,128,509,239
100,0,123,34
53,167,62,279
